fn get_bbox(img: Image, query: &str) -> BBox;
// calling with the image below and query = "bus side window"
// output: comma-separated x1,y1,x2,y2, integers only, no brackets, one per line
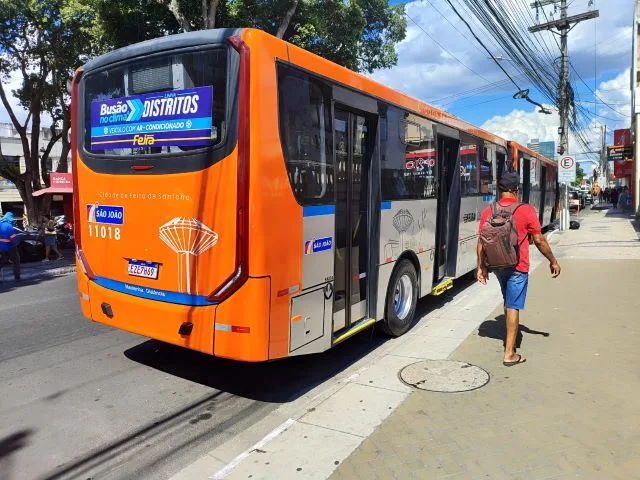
460,133,480,196
496,151,507,179
381,108,436,201
277,65,334,205
480,145,494,195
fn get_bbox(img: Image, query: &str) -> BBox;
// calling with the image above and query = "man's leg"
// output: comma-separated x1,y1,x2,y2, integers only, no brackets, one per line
10,247,20,280
0,251,8,282
502,271,528,364
504,307,520,362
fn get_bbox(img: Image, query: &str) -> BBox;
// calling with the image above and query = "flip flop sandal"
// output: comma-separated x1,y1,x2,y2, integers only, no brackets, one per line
503,354,526,367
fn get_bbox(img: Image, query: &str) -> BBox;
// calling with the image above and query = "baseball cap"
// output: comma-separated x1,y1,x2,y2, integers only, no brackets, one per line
498,172,520,192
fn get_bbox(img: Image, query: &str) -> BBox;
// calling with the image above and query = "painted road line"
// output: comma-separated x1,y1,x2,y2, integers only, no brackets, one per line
210,418,296,479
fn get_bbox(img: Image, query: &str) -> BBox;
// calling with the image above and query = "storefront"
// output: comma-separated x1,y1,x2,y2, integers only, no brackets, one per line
32,173,74,222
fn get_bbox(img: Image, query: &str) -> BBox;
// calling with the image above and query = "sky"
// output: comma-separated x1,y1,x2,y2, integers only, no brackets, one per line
382,0,634,168
0,0,634,170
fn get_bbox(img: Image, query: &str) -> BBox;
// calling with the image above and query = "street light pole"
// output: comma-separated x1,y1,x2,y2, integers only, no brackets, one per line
559,0,570,230
529,0,599,230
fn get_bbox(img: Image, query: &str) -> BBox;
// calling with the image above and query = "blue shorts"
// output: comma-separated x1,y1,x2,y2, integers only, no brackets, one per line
494,268,529,310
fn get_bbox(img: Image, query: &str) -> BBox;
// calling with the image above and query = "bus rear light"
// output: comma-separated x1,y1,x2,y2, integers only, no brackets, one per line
71,68,95,282
208,35,250,303
71,68,83,251
232,326,250,334
131,165,154,171
277,285,299,297
76,245,96,280
214,323,251,334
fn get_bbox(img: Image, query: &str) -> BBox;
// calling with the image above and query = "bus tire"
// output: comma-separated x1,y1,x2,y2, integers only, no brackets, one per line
381,259,418,337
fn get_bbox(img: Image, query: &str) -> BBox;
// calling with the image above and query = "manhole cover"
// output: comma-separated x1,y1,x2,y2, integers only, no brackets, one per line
399,360,489,393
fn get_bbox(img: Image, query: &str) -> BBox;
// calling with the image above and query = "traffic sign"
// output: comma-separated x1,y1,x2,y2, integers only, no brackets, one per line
558,155,576,184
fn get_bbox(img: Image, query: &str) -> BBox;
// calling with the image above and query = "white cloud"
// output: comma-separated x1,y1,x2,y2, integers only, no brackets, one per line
1,66,53,129
480,69,632,160
481,106,560,146
0,71,28,125
594,68,632,127
372,0,634,108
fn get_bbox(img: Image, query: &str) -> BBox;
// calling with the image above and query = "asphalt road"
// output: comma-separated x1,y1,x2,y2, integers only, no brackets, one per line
0,275,394,480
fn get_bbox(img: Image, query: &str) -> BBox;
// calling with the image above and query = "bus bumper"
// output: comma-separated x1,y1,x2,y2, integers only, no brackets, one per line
83,274,217,355
78,268,271,361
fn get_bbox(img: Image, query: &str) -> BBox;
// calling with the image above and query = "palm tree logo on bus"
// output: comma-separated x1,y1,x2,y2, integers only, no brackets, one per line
159,217,218,294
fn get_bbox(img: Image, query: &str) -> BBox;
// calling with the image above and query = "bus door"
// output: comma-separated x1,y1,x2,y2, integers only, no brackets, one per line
434,130,460,284
540,163,548,225
332,107,375,332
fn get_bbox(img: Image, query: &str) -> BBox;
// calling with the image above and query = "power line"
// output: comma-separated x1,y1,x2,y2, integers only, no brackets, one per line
429,74,527,104
448,94,515,110
420,0,486,57
405,12,492,83
569,62,631,117
441,2,526,93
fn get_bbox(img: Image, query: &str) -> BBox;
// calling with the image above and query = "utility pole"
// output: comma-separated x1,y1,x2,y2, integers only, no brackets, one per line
601,124,607,189
529,0,599,230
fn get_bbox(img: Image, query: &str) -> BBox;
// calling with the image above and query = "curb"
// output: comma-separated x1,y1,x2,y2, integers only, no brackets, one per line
1,265,76,282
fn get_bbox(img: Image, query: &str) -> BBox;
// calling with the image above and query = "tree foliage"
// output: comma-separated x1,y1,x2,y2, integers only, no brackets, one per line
91,0,406,73
0,0,405,222
0,0,97,221
572,164,586,187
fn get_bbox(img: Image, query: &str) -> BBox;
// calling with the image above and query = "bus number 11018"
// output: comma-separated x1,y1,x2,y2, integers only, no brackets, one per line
88,224,121,240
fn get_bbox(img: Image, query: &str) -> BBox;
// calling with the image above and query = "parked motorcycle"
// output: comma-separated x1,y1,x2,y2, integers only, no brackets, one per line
56,222,74,250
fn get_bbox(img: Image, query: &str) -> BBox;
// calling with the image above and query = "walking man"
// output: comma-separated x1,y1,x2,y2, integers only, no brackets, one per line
476,172,561,366
0,212,21,282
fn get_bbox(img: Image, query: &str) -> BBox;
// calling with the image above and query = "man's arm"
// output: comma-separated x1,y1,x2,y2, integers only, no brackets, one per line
476,239,488,284
532,233,561,277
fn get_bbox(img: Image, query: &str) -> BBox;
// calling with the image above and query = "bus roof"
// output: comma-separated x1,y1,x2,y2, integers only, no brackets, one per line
266,29,509,148
82,27,512,149
82,28,241,72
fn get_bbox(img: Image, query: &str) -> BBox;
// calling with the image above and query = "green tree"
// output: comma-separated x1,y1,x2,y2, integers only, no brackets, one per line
572,164,586,187
92,0,406,73
0,0,97,222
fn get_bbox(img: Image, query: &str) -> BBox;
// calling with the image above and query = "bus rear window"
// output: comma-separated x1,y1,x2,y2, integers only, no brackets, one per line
83,48,228,156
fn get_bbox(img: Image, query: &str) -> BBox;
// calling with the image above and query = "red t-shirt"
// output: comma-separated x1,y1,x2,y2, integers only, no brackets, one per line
478,198,541,273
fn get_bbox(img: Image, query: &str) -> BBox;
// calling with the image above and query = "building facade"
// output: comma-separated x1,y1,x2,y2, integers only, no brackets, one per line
0,122,64,218
527,138,556,161
632,0,640,214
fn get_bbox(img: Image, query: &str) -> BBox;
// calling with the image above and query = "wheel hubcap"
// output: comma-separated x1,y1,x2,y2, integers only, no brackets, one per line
393,274,413,321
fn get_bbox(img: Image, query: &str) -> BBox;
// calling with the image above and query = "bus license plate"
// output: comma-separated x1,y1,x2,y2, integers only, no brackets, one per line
127,260,159,279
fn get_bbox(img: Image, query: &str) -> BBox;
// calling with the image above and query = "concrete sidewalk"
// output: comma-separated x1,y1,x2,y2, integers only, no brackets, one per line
170,208,639,480
0,254,76,283
331,209,640,479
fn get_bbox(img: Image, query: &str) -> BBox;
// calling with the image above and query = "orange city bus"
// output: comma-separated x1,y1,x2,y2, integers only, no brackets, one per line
72,28,556,362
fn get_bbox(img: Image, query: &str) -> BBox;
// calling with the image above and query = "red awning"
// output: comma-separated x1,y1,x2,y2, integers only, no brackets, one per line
32,173,73,196
32,186,73,196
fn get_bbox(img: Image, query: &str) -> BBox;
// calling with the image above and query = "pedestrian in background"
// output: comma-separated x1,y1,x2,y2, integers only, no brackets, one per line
618,187,629,212
42,215,63,261
611,188,619,209
0,212,21,282
477,172,561,367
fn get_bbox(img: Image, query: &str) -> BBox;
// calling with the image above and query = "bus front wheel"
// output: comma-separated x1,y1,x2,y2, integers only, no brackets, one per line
381,259,418,337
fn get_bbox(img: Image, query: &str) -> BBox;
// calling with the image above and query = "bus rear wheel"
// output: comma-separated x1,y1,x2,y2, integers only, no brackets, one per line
381,259,418,337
